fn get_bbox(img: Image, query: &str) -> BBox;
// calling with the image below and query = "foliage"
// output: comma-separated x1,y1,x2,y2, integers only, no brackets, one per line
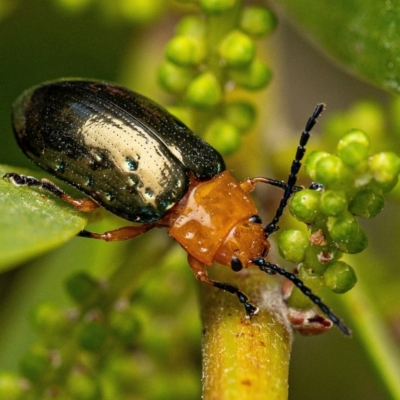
0,0,399,399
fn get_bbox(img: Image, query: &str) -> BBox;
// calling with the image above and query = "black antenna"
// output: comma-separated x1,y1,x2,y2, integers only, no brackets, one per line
264,103,325,236
252,257,351,335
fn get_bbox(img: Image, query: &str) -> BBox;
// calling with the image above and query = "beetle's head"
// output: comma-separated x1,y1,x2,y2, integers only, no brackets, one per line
214,215,269,271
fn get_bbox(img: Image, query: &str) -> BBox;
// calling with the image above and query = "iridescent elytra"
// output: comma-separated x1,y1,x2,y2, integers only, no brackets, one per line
5,79,350,335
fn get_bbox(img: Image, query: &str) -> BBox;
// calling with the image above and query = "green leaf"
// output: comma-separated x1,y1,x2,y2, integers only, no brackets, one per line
272,0,400,94
0,165,88,271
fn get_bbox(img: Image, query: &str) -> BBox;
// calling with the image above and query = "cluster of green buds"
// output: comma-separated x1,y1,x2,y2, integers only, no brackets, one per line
278,129,400,309
159,0,276,155
0,250,201,399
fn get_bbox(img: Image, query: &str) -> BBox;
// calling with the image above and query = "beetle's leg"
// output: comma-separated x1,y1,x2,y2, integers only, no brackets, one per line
188,255,259,317
252,257,351,336
78,224,156,242
240,177,304,193
4,173,99,212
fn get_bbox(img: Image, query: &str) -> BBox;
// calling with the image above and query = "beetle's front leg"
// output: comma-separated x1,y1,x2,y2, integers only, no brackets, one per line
4,173,99,212
240,177,304,193
188,254,259,317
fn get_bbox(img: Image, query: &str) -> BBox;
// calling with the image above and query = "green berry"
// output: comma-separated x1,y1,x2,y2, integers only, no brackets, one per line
278,229,309,263
337,129,370,167
29,302,69,339
78,320,108,352
118,0,165,23
219,30,255,67
305,151,330,181
166,36,205,67
19,346,52,382
315,154,348,187
349,189,385,218
323,261,357,293
0,372,23,400
200,0,235,14
327,213,368,253
175,15,205,37
186,72,222,108
223,101,256,132
110,306,142,345
304,244,335,275
158,61,195,94
203,119,241,155
320,190,347,216
65,272,100,306
240,6,277,38
67,372,99,400
369,152,400,192
289,189,321,224
228,59,272,90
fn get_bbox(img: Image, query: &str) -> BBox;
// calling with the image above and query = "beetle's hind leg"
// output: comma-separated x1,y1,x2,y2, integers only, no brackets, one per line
188,255,259,317
78,223,156,242
4,173,99,212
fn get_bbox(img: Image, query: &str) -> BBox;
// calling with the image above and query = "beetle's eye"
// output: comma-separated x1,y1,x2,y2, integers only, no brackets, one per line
231,257,243,272
249,215,262,224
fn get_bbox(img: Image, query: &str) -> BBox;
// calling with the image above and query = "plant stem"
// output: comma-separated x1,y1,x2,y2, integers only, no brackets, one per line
200,267,292,399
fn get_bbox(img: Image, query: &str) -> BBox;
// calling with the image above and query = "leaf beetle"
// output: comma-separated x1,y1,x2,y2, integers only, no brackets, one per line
4,79,350,335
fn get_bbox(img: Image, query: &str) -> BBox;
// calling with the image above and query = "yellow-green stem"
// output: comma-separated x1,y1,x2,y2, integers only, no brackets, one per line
200,267,292,399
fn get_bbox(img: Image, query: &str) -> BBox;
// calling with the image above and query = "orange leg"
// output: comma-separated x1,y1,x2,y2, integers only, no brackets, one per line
188,254,259,317
78,224,156,242
240,177,304,193
4,172,158,242
4,173,99,212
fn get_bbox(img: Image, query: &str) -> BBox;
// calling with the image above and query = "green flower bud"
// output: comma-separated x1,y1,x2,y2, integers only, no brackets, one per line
219,30,255,67
118,0,165,23
0,372,23,400
158,61,195,94
320,190,347,216
65,272,100,306
278,229,310,263
200,0,235,14
228,59,272,90
349,189,385,218
305,151,330,181
78,321,108,352
323,261,357,293
240,6,277,38
175,15,205,37
186,72,222,108
337,129,370,167
166,36,205,67
29,302,69,339
327,213,368,253
110,306,143,345
315,155,348,187
106,355,141,392
203,119,241,155
19,346,52,382
67,372,99,400
369,152,400,192
304,245,335,275
223,101,256,132
289,189,321,223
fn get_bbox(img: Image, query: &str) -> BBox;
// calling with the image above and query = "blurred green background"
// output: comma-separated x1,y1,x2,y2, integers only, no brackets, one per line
0,1,399,399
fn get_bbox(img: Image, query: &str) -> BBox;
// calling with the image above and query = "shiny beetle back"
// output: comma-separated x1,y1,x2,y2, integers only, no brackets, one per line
12,80,226,223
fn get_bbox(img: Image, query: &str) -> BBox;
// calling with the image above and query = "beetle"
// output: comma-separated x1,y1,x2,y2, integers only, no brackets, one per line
4,79,350,335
